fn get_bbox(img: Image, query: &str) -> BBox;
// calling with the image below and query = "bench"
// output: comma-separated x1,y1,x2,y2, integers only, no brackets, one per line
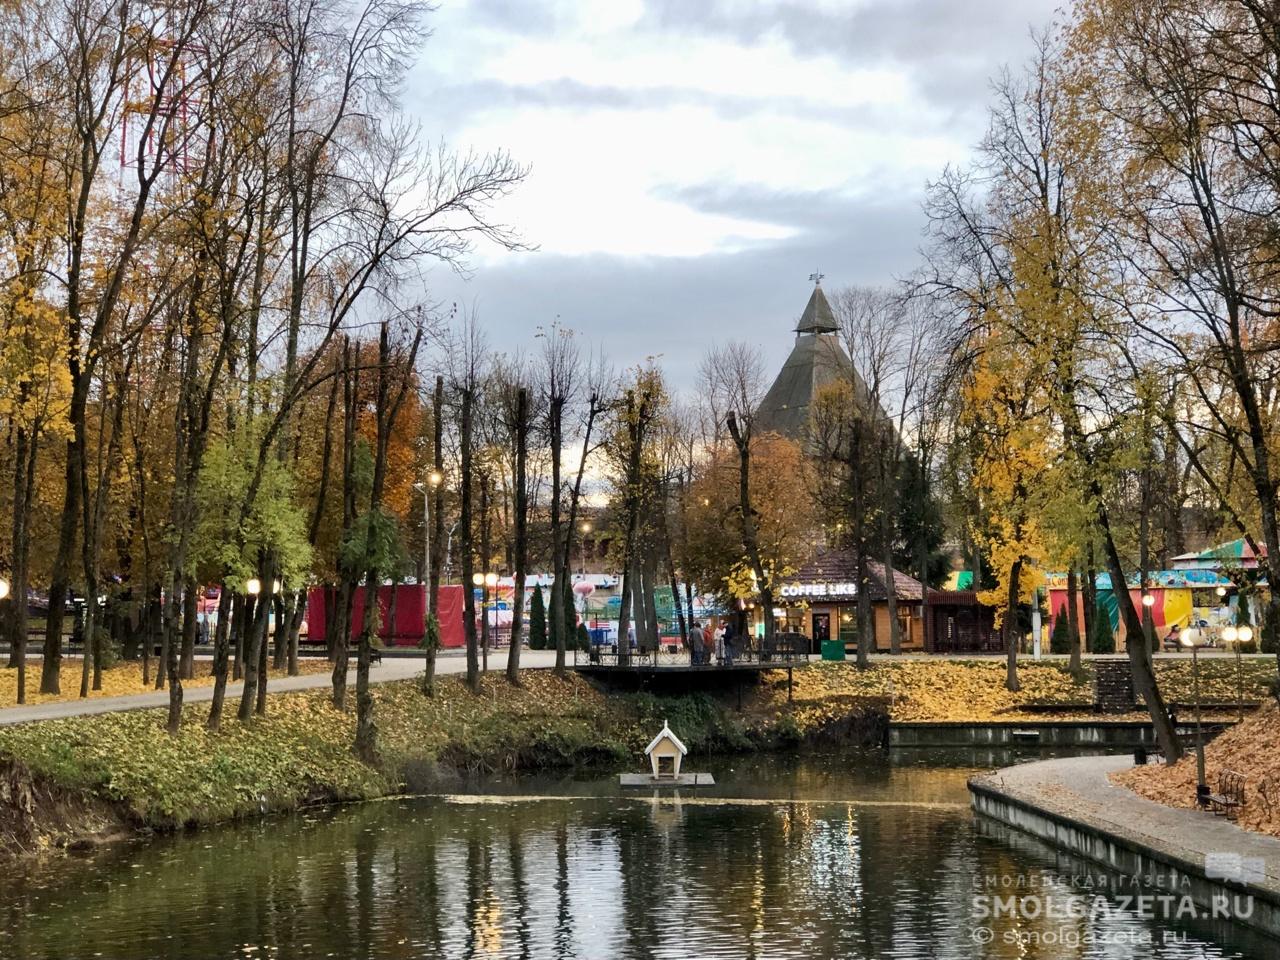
1205,769,1246,819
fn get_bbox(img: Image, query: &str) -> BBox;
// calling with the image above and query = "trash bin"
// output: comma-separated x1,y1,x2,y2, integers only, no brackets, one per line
820,638,845,661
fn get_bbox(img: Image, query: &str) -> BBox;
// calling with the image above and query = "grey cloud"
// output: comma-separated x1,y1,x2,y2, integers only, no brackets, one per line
417,76,954,143
420,189,925,391
640,0,1062,113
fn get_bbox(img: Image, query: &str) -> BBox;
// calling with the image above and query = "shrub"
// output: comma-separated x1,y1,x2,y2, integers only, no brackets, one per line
575,622,591,652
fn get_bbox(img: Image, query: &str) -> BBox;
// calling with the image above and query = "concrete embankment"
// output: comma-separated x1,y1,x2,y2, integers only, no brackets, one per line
969,755,1280,941
892,719,1234,749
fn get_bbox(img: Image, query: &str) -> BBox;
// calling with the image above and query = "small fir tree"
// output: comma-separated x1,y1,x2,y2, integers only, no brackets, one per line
1090,604,1116,654
528,586,547,650
1049,613,1073,655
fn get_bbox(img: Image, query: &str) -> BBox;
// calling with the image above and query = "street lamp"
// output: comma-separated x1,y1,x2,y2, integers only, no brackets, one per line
579,521,592,574
414,470,444,618
1181,627,1209,806
0,578,9,601
474,571,498,670
246,578,262,596
1222,625,1253,722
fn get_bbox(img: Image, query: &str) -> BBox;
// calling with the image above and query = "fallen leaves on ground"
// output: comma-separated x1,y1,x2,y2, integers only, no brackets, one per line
758,659,1094,722
0,657,331,707
1114,699,1280,838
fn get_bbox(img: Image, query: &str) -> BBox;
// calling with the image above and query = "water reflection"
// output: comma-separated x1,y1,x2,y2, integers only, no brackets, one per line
0,753,1268,959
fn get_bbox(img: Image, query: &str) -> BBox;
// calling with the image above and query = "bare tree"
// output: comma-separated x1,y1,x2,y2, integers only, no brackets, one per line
703,342,776,644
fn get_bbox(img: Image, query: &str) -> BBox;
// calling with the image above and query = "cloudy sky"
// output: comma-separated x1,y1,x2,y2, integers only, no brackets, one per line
409,0,1061,387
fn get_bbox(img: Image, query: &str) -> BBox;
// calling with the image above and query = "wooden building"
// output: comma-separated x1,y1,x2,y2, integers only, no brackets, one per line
774,549,998,654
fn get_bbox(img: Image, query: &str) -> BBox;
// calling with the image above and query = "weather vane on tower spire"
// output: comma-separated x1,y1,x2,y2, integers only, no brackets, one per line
809,271,824,286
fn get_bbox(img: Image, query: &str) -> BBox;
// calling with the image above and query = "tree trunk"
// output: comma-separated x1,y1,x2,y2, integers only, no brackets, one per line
725,411,776,646
851,429,873,669
1005,559,1022,692
617,570,632,664
9,424,35,700
256,607,270,715
1083,543,1097,650
286,591,304,676
507,387,529,684
549,398,566,673
180,578,198,680
166,591,185,735
78,578,96,700
355,569,379,763
642,552,660,650
1098,506,1181,760
1066,567,1082,675
460,387,479,694
883,543,901,656
238,572,272,722
207,585,235,730
41,415,85,695
331,577,355,709
232,592,247,681
423,376,446,696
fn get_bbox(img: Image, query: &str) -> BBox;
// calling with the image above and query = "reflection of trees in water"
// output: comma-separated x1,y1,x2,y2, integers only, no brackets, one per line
0,793,1254,960
507,819,532,960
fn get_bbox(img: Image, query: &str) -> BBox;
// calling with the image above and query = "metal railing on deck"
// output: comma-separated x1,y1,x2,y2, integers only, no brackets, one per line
574,632,811,668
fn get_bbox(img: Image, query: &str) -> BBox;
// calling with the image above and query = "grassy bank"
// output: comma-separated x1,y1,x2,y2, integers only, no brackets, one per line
0,670,881,846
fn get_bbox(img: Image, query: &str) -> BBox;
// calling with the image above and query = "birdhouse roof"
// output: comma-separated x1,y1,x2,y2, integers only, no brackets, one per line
644,720,687,756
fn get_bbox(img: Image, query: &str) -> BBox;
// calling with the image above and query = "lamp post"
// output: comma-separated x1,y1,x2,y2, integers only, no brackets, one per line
414,470,444,618
1181,627,1208,805
0,577,10,601
1141,591,1155,654
579,521,592,574
473,573,486,671
473,571,497,671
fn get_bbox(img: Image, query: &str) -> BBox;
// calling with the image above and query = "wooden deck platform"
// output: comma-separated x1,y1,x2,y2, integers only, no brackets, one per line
619,772,716,787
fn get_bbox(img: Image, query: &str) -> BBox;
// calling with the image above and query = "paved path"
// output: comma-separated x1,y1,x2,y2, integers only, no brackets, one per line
973,754,1280,891
0,649,561,726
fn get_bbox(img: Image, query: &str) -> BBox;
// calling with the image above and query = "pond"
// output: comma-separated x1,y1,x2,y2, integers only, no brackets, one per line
0,749,1272,959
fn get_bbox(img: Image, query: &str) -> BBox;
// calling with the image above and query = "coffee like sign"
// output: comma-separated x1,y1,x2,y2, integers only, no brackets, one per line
779,582,858,599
